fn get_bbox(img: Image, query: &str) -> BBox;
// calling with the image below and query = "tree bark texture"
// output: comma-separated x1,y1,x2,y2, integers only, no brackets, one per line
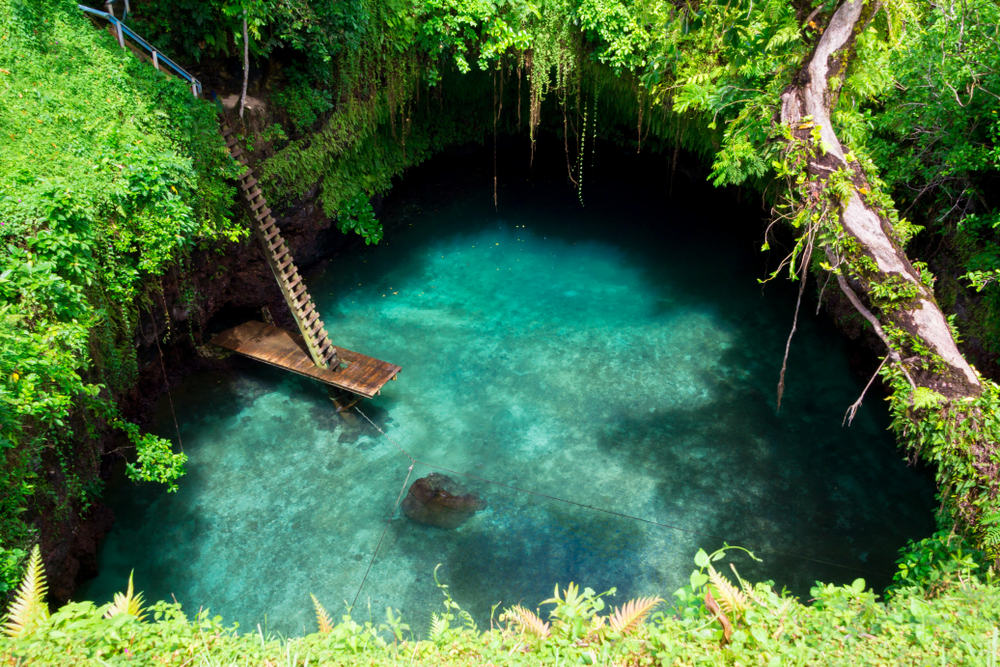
240,17,248,120
779,0,981,399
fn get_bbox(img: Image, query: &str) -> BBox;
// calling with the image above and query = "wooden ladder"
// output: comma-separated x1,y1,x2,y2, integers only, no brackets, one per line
220,118,342,372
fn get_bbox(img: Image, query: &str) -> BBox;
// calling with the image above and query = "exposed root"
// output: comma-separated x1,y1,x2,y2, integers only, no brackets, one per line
776,225,815,412
825,248,918,390
843,355,888,426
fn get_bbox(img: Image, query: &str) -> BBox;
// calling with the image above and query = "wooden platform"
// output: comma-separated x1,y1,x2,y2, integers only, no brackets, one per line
211,321,400,399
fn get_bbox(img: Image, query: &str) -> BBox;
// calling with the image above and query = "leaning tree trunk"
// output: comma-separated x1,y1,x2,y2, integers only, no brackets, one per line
778,0,1000,550
780,0,981,399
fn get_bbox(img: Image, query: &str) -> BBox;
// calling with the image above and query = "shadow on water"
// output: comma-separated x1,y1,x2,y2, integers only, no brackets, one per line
78,136,937,637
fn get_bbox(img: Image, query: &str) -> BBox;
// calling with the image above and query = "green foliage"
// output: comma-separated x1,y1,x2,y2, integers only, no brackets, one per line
104,570,147,622
2,545,47,639
114,420,187,493
890,530,989,597
7,547,1000,665
883,365,1000,558
337,192,382,245
0,0,240,563
272,66,333,133
868,0,1000,230
0,548,26,597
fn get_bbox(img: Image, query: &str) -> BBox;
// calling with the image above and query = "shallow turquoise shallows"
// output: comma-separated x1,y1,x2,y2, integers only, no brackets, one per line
77,146,937,638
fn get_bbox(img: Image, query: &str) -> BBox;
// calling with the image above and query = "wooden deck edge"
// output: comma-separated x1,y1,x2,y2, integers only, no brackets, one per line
210,321,400,400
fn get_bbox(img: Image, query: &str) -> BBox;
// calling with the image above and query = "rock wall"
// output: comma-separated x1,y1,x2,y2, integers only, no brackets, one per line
40,143,358,605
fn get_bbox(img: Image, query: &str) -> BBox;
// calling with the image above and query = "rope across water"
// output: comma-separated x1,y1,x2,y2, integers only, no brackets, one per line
349,404,888,610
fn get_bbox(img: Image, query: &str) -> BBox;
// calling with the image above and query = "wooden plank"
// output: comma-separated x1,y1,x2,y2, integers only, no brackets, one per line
210,321,400,399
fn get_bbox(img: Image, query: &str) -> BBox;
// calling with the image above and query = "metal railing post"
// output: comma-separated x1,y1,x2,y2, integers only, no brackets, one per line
77,5,202,96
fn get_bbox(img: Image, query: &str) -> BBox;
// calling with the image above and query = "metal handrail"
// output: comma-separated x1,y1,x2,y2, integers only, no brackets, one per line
77,4,202,96
99,1,129,22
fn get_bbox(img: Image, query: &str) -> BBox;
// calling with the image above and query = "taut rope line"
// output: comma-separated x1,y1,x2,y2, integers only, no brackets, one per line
350,461,413,611
352,406,889,580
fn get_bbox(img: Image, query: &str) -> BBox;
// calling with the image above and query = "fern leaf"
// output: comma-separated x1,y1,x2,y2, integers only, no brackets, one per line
609,596,662,635
509,605,551,638
104,570,147,622
729,563,765,605
311,594,333,634
911,387,945,410
429,612,448,640
4,545,49,638
708,566,748,617
589,614,606,632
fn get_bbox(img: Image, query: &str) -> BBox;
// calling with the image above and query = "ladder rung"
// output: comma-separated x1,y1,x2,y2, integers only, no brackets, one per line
274,248,290,263
293,292,310,309
221,126,234,137
260,218,277,232
299,301,316,319
268,238,284,253
230,147,244,159
251,199,266,211
308,321,324,338
290,284,307,300
322,346,340,365
280,264,297,280
277,257,293,271
286,275,303,291
241,177,257,190
316,338,332,355
303,310,319,327
246,188,262,201
239,168,252,180
254,207,271,219
226,137,239,148
264,228,280,242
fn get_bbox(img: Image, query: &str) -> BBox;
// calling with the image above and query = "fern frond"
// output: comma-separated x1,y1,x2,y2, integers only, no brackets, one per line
4,545,49,638
609,596,662,635
311,594,333,634
429,613,448,640
104,571,147,622
708,566,748,617
509,605,551,638
729,563,765,606
911,387,946,410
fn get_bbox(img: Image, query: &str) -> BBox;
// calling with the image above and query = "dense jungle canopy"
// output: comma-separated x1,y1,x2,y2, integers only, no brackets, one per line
1,0,1000,663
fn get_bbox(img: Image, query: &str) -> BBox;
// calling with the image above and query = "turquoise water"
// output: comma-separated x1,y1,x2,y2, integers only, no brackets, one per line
78,146,937,637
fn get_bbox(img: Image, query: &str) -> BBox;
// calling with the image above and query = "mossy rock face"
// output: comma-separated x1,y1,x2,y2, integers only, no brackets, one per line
402,473,484,529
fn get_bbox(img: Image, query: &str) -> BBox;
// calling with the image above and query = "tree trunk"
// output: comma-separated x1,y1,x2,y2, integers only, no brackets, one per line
240,16,248,120
780,0,981,399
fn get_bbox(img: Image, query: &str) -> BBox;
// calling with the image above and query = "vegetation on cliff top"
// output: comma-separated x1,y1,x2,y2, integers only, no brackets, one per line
0,0,241,584
2,540,999,665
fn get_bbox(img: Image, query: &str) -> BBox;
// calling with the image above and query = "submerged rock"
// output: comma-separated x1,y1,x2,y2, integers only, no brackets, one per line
402,473,484,529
